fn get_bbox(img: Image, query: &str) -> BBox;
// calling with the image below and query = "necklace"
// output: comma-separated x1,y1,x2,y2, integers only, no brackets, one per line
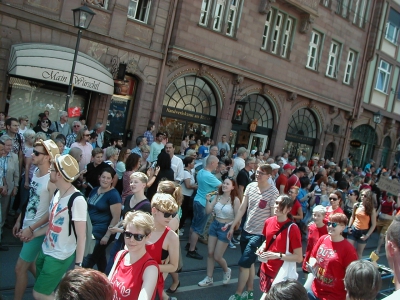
60,185,73,198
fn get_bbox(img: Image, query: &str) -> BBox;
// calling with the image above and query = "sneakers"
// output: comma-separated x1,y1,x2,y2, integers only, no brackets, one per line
232,237,240,244
228,294,241,300
184,243,197,251
198,276,213,287
240,291,248,300
247,291,254,300
229,241,236,249
186,250,203,260
223,268,231,285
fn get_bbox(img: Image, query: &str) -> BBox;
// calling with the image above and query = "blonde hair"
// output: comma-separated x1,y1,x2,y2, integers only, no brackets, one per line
130,172,148,184
157,180,183,206
186,149,196,157
35,132,47,142
140,144,150,153
313,205,326,215
151,193,178,213
123,211,155,235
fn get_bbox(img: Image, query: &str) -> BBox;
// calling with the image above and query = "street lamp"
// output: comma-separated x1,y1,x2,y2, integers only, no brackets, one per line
65,6,96,111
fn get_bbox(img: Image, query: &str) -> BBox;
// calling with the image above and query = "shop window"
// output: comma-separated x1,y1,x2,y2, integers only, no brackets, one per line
385,8,400,44
199,0,243,38
128,0,151,23
326,40,342,78
343,50,357,85
306,30,323,71
287,108,317,138
375,59,392,94
242,94,274,129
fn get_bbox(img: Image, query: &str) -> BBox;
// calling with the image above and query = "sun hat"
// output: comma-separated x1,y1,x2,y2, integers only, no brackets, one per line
39,139,60,161
54,154,79,182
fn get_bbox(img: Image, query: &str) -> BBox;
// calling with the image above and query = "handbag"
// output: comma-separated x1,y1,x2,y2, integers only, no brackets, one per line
271,224,298,286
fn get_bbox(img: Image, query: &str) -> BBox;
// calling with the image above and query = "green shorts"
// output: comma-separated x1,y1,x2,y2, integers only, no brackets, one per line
34,249,75,295
19,235,45,263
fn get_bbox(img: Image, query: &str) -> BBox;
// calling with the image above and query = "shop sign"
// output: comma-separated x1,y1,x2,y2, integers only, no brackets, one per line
350,139,362,148
162,106,213,123
285,133,315,145
41,69,101,91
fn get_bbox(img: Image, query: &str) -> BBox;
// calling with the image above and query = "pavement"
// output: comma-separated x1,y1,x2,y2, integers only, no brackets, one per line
0,216,396,300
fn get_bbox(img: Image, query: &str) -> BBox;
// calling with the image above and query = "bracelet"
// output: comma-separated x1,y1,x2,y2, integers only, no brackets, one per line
28,226,34,234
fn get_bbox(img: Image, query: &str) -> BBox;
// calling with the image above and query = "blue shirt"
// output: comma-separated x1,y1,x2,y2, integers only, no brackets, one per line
87,187,122,240
144,131,154,146
131,146,142,157
198,145,209,158
194,169,221,207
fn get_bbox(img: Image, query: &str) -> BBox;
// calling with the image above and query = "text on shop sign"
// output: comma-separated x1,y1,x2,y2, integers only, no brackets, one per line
42,70,100,91
165,107,211,121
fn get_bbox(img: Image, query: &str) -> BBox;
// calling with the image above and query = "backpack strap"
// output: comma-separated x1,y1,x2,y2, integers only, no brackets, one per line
67,191,85,237
265,221,293,251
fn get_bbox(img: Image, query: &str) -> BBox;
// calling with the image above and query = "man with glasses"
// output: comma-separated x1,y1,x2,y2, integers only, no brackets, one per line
12,139,59,300
66,121,82,148
50,111,71,137
383,215,400,299
227,164,279,300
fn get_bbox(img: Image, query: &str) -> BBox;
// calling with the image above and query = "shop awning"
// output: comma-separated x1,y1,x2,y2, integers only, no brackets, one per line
7,43,114,95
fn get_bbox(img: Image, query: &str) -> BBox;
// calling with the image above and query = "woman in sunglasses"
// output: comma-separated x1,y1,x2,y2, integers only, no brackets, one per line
324,190,344,223
347,189,377,258
256,195,303,297
343,189,359,221
147,193,180,300
33,116,53,139
307,213,358,300
108,211,162,300
198,178,240,288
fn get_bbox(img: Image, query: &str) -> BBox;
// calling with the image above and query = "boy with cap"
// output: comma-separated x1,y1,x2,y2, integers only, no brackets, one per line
12,139,59,300
31,154,87,300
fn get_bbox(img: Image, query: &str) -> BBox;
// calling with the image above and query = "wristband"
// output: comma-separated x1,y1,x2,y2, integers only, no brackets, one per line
75,262,82,267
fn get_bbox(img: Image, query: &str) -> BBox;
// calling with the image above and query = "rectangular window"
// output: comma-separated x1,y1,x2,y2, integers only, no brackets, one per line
213,1,225,31
326,41,341,78
375,59,392,93
271,13,283,54
262,10,273,50
281,18,293,58
385,8,400,44
127,0,151,23
353,0,368,28
337,0,351,18
306,31,322,70
343,50,357,85
199,0,211,26
226,0,239,36
321,0,330,7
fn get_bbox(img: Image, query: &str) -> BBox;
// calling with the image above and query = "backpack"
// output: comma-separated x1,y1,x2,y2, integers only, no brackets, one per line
67,191,96,257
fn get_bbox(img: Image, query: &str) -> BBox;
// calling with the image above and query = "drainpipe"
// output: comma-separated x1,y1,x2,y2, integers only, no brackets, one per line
151,0,178,120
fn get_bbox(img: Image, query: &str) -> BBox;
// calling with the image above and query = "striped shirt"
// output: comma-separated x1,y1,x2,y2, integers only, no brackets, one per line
243,182,279,235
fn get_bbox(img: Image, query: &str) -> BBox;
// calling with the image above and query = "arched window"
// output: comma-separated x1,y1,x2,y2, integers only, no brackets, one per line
163,76,217,116
243,94,274,128
287,108,317,138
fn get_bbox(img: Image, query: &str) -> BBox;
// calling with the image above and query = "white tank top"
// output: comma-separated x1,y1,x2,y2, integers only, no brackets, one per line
214,197,235,220
23,171,51,229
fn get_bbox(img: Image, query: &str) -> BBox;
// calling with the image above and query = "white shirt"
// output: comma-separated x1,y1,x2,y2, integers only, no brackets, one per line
171,155,184,182
233,156,245,177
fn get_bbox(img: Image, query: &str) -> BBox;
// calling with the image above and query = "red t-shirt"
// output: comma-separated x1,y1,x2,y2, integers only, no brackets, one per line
285,174,300,193
302,223,328,272
380,200,396,215
275,174,288,192
110,251,161,300
290,199,302,217
260,217,302,278
311,235,358,300
324,207,344,223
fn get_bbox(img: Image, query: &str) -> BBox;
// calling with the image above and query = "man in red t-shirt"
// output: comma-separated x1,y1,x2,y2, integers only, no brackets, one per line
285,167,305,194
275,164,295,194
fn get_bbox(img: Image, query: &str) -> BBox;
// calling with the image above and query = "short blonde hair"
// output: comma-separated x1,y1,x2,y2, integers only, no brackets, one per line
157,180,183,206
35,132,47,141
140,144,150,153
312,205,326,215
186,149,196,157
130,172,148,184
151,193,178,213
123,211,154,235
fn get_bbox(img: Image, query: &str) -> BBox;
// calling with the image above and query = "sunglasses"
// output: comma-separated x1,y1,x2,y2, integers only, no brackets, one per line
41,120,49,123
123,231,147,241
348,193,354,196
33,150,47,156
73,125,81,128
25,120,29,122
329,197,338,201
327,222,339,228
157,209,177,218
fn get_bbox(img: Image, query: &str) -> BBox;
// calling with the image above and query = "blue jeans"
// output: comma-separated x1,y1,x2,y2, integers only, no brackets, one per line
105,237,123,275
19,176,30,213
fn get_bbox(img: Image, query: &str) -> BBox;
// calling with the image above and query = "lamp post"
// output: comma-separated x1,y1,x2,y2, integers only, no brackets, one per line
65,6,95,111
371,110,382,159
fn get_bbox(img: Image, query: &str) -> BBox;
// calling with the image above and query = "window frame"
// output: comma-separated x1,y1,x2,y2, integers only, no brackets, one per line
127,0,152,24
343,50,357,85
226,0,240,36
306,30,323,71
262,10,273,50
199,0,212,26
326,40,341,78
353,0,368,28
375,59,392,94
384,9,400,45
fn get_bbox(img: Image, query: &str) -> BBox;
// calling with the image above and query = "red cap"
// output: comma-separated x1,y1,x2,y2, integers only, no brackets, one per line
283,164,295,170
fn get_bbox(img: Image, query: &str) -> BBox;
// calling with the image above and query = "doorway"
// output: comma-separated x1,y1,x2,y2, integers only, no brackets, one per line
248,133,268,152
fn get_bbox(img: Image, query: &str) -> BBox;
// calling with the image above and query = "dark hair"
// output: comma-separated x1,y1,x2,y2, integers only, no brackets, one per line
331,190,343,207
183,156,195,167
101,166,116,179
135,135,145,146
5,117,18,127
360,189,374,216
300,176,310,189
317,175,328,186
277,195,294,220
117,147,129,162
90,132,98,139
156,132,164,138
56,134,66,144
189,134,194,140
125,153,140,171
91,147,103,157
147,120,155,131
344,260,382,300
224,157,233,167
217,178,240,206
157,151,171,170
79,115,86,121
265,279,308,300
202,137,210,144
364,176,371,184
56,268,113,300
387,215,400,249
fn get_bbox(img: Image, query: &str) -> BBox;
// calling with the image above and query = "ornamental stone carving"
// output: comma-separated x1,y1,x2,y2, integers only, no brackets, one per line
299,13,314,34
259,0,276,14
166,54,179,66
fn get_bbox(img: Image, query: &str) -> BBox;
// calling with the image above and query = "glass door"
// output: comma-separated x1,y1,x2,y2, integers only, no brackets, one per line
248,133,268,152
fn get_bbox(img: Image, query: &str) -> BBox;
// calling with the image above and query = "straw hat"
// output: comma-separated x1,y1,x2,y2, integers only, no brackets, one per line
40,139,60,161
54,154,79,182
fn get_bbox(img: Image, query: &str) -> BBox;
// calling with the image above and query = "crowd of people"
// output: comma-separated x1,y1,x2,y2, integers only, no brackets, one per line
0,112,399,300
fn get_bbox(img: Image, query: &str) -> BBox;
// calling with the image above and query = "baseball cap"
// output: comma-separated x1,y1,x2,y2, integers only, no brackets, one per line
283,164,295,170
270,163,280,170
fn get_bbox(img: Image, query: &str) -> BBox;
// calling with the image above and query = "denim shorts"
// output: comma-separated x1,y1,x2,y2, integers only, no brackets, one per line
208,219,230,243
191,201,209,235
347,226,369,244
238,230,265,268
